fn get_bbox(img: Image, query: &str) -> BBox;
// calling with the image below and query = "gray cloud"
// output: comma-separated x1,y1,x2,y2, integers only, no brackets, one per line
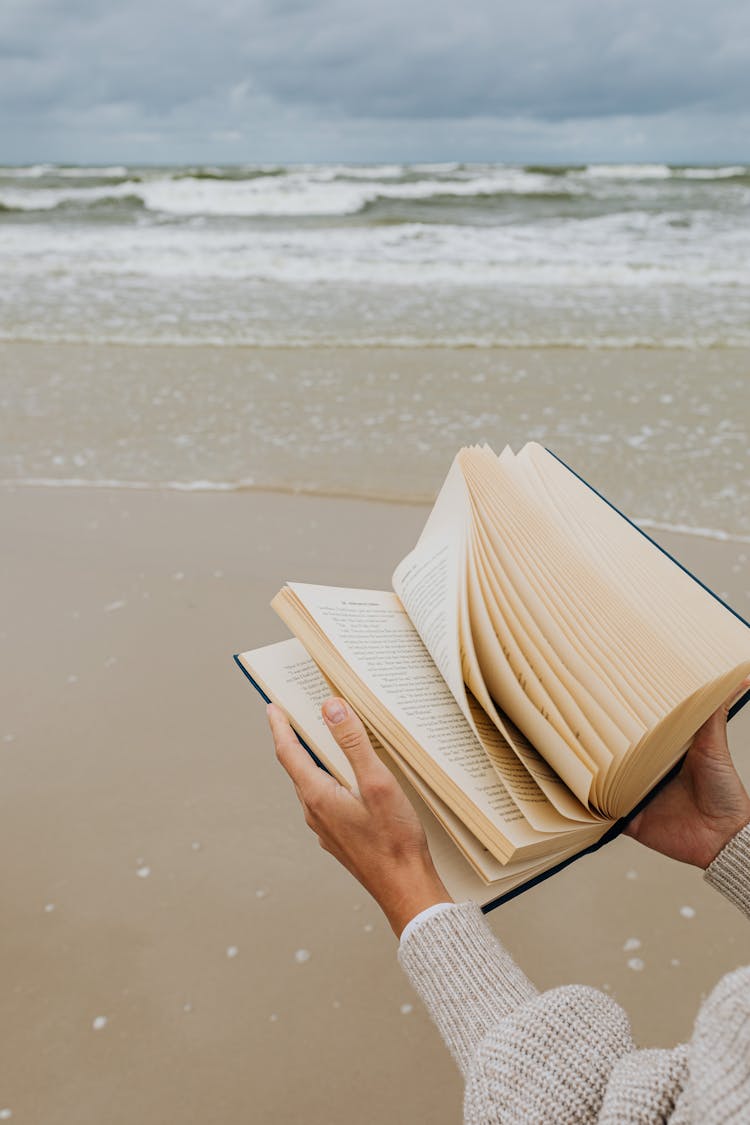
1,0,749,161
247,0,750,120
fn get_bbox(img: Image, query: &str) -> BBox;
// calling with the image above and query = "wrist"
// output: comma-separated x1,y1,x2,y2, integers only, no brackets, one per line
377,856,453,937
703,810,750,869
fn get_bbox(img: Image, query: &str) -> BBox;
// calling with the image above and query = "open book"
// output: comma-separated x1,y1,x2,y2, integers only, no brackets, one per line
236,443,750,911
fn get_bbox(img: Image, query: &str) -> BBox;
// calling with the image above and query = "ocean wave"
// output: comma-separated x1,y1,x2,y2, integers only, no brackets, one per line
172,165,288,182
2,327,749,349
2,163,749,218
357,188,580,217
153,167,564,213
677,166,748,180
522,164,585,177
3,206,750,285
2,162,749,351
582,163,673,179
59,193,147,213
0,167,596,218
0,163,58,178
315,162,412,181
57,165,130,178
3,475,749,543
634,518,750,545
4,250,750,289
0,181,146,212
0,163,130,182
0,475,434,504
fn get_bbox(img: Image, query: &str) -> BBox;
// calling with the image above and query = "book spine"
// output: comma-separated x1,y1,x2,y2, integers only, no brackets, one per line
232,655,333,777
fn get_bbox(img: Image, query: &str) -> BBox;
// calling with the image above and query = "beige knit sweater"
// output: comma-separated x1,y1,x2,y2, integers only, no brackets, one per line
398,824,750,1123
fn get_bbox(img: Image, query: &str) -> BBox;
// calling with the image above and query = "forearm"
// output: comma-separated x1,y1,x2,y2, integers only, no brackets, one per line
398,901,539,1074
398,901,637,1123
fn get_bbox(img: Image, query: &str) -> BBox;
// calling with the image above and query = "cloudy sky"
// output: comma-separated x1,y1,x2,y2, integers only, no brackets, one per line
2,0,749,164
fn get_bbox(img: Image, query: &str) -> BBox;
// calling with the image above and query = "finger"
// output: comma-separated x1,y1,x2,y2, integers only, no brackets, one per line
321,697,394,798
727,675,750,715
688,679,749,765
689,704,731,762
267,703,333,798
703,676,750,741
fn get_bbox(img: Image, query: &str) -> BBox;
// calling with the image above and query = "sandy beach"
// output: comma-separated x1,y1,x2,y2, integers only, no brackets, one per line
1,481,749,1124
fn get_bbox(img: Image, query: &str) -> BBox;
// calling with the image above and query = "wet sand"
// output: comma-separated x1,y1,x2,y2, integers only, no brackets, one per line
2,340,749,538
1,484,749,1124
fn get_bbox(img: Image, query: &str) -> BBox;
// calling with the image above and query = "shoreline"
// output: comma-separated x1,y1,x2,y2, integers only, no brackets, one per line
3,479,750,546
5,333,750,349
2,339,748,542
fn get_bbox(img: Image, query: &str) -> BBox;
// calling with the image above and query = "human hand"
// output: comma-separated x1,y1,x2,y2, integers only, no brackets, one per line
267,697,452,936
624,679,750,868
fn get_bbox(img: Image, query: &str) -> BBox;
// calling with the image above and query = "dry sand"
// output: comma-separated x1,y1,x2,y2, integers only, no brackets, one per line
1,484,749,1124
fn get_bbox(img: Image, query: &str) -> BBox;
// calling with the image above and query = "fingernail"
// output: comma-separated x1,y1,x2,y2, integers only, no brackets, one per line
323,698,347,724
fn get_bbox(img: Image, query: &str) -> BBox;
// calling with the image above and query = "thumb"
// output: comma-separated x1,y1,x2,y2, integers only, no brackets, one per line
727,676,750,716
322,697,390,794
691,675,750,760
623,810,643,839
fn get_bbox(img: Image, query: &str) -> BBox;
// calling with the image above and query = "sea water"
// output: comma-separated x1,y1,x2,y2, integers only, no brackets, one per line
0,162,748,536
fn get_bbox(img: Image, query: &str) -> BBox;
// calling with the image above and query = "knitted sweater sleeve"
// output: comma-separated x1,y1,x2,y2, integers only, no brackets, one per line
397,823,750,1124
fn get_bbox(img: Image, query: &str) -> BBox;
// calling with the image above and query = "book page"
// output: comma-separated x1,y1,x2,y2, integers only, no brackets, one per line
393,457,594,829
459,447,674,752
240,637,515,881
392,456,470,703
464,524,599,807
239,638,355,787
238,638,606,899
474,446,700,718
280,583,552,855
464,448,655,725
462,448,680,810
613,665,750,817
517,442,750,676
237,639,509,897
508,444,750,810
480,450,641,758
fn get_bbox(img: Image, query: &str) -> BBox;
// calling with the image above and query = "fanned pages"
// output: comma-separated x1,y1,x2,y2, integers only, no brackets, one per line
236,443,750,909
